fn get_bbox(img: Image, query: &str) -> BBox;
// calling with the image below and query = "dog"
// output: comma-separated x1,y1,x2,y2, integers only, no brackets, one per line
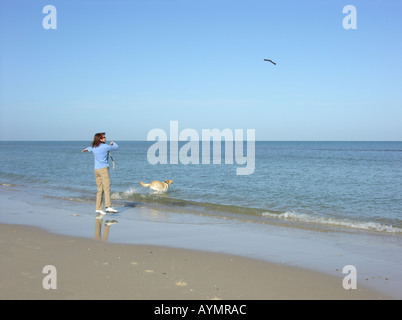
140,179,173,193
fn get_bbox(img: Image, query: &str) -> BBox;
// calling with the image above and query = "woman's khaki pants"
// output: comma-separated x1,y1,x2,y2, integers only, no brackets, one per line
94,167,111,210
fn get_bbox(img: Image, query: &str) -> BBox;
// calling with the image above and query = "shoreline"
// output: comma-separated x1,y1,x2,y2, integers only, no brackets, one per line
0,223,389,300
0,187,401,299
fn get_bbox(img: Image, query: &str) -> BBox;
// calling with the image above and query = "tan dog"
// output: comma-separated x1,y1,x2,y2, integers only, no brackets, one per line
140,179,173,193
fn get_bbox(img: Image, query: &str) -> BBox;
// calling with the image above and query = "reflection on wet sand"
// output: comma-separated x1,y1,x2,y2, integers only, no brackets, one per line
95,214,118,241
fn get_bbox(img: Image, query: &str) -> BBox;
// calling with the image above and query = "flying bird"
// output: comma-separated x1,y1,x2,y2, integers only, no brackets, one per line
264,59,276,65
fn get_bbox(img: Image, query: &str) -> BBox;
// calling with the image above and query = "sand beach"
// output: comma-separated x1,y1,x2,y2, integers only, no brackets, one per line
0,223,389,300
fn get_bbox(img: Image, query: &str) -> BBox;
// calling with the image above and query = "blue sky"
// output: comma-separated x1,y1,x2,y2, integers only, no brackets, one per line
0,0,401,141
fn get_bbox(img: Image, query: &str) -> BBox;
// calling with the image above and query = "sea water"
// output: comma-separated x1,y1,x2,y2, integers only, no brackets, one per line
1,141,401,233
1,141,401,297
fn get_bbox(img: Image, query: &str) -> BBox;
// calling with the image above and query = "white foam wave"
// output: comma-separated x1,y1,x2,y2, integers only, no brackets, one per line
111,187,141,200
0,183,18,187
261,211,402,233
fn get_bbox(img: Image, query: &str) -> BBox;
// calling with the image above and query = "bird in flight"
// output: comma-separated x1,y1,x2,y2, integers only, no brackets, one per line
264,59,276,65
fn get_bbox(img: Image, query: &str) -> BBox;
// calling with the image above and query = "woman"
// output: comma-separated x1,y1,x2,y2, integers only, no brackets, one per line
82,132,119,215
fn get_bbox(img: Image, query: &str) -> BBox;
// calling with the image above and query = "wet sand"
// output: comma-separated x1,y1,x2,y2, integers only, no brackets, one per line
0,223,390,300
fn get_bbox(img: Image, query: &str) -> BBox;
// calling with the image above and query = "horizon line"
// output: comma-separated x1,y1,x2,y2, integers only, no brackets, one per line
0,140,401,143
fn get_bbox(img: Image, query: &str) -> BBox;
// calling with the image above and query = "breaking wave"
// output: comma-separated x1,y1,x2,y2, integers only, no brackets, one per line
111,188,402,234
261,211,402,233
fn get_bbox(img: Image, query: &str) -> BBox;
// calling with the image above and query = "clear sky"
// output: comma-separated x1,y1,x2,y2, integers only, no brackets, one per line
0,0,401,141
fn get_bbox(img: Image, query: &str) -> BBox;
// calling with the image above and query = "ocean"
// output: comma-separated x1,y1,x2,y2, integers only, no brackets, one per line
1,141,401,234
1,140,402,297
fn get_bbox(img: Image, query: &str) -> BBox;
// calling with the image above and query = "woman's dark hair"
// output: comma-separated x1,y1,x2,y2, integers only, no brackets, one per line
91,132,105,148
